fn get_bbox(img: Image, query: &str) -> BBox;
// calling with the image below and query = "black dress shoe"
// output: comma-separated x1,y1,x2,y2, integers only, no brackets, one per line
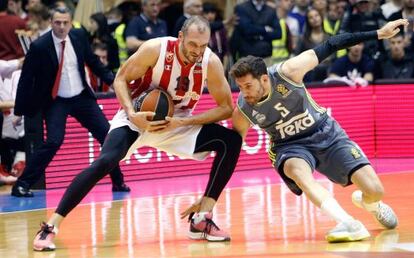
112,183,131,192
11,185,34,197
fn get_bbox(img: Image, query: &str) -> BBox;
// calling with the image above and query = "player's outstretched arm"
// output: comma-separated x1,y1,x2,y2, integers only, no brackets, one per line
280,19,409,84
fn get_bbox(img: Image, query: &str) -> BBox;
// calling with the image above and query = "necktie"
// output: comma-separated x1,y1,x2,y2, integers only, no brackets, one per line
52,40,66,99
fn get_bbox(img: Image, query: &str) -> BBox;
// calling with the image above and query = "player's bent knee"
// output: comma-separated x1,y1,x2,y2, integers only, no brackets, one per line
284,167,303,183
363,184,384,201
93,153,119,171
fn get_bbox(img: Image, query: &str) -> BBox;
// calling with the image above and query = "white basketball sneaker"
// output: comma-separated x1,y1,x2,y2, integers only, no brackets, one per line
352,190,398,229
326,219,370,243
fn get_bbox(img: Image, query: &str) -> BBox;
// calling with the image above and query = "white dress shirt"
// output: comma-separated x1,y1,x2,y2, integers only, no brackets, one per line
51,32,84,98
0,59,19,79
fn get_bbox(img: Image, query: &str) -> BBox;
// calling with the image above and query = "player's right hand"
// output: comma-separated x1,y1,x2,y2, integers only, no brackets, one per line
128,111,167,132
377,19,409,39
12,116,22,129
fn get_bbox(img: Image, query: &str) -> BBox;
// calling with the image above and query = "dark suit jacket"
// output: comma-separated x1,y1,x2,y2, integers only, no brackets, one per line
231,1,281,58
14,29,114,117
172,15,188,37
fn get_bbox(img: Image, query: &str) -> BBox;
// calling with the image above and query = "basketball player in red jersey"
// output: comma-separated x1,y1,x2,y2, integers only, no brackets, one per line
32,16,242,251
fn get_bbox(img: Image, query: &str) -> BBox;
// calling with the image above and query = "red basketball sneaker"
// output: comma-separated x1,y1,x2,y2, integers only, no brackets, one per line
188,212,230,242
11,161,25,178
33,222,58,251
0,165,17,185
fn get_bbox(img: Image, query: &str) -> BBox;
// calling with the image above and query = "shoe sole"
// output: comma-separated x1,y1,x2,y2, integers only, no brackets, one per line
326,229,371,243
187,231,230,242
11,193,34,197
188,231,205,240
33,246,56,251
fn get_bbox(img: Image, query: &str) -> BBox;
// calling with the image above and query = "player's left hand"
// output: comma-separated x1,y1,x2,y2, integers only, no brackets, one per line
152,116,186,133
377,19,409,39
180,198,202,220
146,120,170,133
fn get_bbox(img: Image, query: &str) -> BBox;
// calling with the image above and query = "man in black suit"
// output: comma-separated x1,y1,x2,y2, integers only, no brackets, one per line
172,0,203,37
11,7,130,197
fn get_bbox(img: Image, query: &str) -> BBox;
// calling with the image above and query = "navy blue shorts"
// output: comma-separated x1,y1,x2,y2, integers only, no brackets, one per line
269,116,370,195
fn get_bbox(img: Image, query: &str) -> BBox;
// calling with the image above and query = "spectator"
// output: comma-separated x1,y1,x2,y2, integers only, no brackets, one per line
324,1,347,58
329,43,374,86
125,0,167,54
87,42,112,93
89,12,120,71
202,2,228,62
27,3,51,37
312,0,327,17
7,0,27,19
105,7,123,34
1,65,25,178
289,0,310,34
11,7,129,197
389,0,414,48
0,0,26,60
25,0,40,10
340,0,387,58
381,0,402,19
375,33,414,79
271,0,298,64
172,0,203,37
0,58,22,185
50,0,76,14
324,1,341,36
231,0,281,64
158,1,182,36
112,1,141,65
295,8,330,81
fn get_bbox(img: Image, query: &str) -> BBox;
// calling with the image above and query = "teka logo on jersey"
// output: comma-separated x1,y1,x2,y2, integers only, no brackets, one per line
275,109,315,139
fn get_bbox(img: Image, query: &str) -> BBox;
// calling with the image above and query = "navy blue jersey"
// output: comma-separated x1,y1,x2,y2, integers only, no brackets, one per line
125,14,167,41
237,63,328,143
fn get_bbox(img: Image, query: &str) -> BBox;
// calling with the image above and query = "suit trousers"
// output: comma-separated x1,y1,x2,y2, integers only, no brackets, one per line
16,90,124,188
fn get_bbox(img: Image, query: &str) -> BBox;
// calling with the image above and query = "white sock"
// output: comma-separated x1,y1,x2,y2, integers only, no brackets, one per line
362,200,380,213
320,197,353,223
356,190,381,212
193,212,208,224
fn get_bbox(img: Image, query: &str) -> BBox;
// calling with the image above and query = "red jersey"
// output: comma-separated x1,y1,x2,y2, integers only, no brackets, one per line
128,37,211,116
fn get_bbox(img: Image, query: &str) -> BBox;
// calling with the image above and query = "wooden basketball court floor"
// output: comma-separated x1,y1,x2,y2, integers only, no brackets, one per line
1,158,414,258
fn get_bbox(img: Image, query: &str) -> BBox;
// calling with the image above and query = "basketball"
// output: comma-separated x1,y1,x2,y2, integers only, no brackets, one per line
133,88,174,121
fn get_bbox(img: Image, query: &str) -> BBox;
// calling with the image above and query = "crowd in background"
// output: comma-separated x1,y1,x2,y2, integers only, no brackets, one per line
1,0,414,184
2,0,414,84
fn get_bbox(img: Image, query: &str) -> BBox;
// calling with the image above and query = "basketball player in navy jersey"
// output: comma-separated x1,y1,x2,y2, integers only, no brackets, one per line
32,16,242,251
229,19,407,242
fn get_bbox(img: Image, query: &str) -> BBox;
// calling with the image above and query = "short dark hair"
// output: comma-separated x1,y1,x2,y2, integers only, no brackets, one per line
230,56,268,80
181,15,210,36
203,3,218,14
50,6,72,20
28,3,51,21
92,42,108,52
